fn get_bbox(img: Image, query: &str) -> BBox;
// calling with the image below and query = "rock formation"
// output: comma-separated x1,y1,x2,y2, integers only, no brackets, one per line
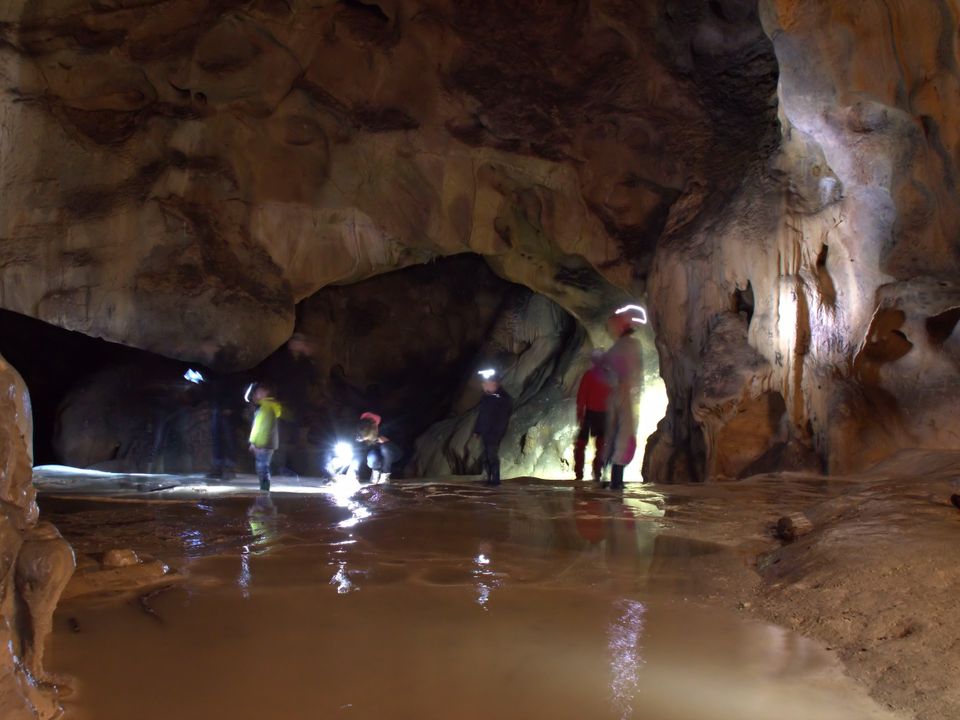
646,0,960,481
0,354,73,719
0,0,957,482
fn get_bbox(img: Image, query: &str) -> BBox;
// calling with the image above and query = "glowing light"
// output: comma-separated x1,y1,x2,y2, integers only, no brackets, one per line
615,304,648,324
477,368,497,380
243,383,254,402
473,548,499,610
183,368,204,384
326,441,358,477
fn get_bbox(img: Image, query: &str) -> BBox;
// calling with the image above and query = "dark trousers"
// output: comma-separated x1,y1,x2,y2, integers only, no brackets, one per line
481,439,501,486
610,464,625,491
210,407,237,474
574,410,606,481
254,448,274,491
366,441,401,472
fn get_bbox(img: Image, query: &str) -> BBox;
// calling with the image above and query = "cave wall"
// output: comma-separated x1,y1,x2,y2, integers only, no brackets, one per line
4,0,958,482
647,0,960,480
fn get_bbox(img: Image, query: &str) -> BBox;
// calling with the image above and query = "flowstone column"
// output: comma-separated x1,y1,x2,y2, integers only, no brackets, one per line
0,353,74,720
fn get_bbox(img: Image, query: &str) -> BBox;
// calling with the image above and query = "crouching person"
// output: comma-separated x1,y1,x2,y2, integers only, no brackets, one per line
472,369,513,487
248,383,282,492
356,412,400,484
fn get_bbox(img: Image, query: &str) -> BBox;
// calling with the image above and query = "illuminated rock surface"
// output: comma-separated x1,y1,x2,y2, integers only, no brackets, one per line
0,0,956,480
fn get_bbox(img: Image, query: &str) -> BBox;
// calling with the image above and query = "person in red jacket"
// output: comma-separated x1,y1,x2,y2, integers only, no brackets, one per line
574,350,611,482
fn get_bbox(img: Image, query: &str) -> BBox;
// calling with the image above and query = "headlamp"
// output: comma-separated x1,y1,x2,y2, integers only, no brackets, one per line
184,368,204,384
614,304,648,324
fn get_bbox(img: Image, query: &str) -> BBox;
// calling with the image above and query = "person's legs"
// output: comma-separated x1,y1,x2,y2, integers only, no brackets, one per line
209,407,225,478
221,409,237,478
587,411,606,483
483,440,501,486
366,446,385,483
573,419,590,480
377,442,400,482
610,464,625,491
255,449,273,491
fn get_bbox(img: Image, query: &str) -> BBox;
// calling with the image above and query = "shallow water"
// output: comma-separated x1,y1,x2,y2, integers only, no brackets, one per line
44,479,899,720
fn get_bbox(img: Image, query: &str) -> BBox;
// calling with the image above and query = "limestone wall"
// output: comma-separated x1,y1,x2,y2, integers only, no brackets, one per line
647,0,960,479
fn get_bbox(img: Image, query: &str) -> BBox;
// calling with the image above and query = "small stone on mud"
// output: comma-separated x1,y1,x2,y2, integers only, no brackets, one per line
776,512,814,542
102,549,140,568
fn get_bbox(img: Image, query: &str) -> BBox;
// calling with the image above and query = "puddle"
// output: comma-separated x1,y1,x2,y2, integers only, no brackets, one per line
44,478,899,720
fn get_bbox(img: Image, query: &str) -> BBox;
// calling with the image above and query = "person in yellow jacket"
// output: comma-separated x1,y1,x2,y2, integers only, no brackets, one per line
248,383,283,492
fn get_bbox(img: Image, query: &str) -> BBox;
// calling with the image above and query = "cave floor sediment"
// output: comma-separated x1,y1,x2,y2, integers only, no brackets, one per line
39,454,960,720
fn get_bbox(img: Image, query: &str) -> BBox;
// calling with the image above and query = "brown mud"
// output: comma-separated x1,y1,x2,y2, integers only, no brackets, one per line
37,455,960,720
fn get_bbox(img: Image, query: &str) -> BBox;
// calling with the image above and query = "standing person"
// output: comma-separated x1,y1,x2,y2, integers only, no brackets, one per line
472,369,513,487
604,305,645,491
204,369,245,481
574,349,611,483
248,383,283,492
356,412,400,484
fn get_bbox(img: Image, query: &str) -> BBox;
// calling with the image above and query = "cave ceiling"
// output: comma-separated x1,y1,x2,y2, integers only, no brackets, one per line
0,0,777,368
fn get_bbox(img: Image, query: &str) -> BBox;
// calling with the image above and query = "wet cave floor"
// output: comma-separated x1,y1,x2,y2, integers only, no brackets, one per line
37,469,937,720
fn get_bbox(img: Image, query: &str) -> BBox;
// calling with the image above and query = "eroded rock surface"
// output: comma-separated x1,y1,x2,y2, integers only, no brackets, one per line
0,354,70,719
646,0,960,479
0,0,775,369
2,0,960,481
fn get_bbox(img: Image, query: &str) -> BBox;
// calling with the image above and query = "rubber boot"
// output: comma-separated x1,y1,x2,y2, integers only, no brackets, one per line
573,439,587,481
592,436,606,483
610,464,625,491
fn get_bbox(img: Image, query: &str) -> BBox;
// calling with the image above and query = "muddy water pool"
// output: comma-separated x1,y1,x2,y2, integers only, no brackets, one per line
42,479,899,720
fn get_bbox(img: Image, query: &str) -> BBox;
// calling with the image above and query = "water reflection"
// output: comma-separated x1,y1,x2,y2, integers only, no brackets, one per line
473,542,500,610
607,600,646,720
238,495,280,598
324,477,373,530
330,561,355,594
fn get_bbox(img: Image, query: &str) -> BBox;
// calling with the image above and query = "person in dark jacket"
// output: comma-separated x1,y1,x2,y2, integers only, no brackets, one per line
472,369,513,486
202,369,246,480
574,350,611,483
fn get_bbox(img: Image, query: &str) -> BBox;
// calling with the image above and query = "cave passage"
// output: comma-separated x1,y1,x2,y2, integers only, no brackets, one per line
3,255,666,482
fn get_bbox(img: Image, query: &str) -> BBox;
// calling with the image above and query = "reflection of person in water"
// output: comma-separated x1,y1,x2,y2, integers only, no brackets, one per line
240,494,279,598
356,412,400,484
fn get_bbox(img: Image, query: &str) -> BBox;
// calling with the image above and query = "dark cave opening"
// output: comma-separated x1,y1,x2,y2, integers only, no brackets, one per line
0,255,584,478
